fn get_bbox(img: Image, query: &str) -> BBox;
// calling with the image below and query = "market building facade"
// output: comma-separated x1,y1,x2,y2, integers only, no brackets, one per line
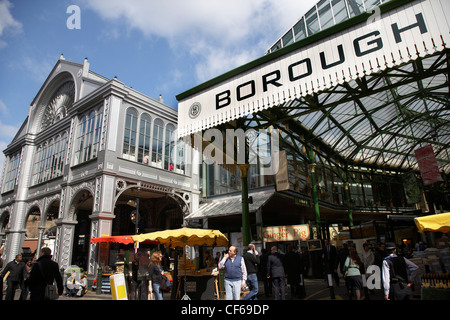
0,56,200,277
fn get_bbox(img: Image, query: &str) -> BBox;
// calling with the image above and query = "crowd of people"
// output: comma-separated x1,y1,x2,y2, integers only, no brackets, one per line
1,239,421,301
0,247,86,300
218,243,307,300
217,239,420,301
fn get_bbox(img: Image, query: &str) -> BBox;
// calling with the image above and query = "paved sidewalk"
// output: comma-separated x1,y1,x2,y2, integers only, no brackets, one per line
56,277,389,301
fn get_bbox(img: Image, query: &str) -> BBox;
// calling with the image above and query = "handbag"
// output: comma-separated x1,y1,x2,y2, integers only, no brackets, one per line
160,274,171,292
37,262,59,300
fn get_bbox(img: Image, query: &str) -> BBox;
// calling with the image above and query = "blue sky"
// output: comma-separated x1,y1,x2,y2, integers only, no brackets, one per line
0,0,317,169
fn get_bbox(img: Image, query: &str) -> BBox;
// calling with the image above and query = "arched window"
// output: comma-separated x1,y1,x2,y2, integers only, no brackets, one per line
122,108,138,160
138,113,152,163
164,124,175,170
152,119,164,167
2,152,21,193
32,132,68,186
176,139,185,174
74,108,103,165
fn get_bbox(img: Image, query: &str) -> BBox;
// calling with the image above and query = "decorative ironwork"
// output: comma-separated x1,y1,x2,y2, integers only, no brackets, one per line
41,81,75,130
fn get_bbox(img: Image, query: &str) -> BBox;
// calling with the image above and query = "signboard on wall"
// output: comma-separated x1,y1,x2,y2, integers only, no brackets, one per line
275,150,290,191
263,224,310,242
414,145,443,186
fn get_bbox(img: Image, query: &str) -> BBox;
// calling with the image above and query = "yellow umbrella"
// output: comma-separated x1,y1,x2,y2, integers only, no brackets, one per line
132,227,229,248
415,212,450,233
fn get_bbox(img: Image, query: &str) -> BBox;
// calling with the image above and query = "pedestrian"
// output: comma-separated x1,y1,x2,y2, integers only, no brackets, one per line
203,250,216,269
242,243,260,300
28,247,64,300
382,242,418,300
22,258,33,299
374,242,388,270
322,239,339,286
343,247,364,300
218,246,247,300
138,250,150,275
0,254,26,300
148,251,164,300
266,246,285,300
336,242,349,277
258,248,271,297
361,243,374,272
284,245,301,299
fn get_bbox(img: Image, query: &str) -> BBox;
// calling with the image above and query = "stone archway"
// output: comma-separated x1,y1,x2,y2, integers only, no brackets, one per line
0,210,10,258
113,179,191,233
69,190,94,271
23,205,41,260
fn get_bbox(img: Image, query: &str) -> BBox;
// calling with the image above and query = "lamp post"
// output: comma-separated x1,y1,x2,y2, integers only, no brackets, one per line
239,163,251,247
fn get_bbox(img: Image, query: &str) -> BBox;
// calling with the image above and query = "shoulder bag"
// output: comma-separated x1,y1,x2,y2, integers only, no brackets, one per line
37,262,59,300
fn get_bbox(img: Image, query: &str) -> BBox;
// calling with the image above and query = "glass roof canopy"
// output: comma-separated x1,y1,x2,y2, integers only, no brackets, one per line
248,49,449,174
267,0,393,54
177,0,449,179
234,0,450,176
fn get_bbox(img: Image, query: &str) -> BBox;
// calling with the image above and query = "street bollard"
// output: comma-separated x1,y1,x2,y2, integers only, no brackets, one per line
96,267,102,295
299,274,306,298
327,273,336,299
361,270,370,300
141,275,148,300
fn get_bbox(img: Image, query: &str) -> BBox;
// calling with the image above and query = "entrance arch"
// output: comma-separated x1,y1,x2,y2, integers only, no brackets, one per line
0,210,10,258
113,180,190,234
69,189,94,271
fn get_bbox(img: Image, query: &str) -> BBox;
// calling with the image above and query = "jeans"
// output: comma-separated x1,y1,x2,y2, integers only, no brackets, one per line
152,282,163,300
224,279,241,300
242,273,258,300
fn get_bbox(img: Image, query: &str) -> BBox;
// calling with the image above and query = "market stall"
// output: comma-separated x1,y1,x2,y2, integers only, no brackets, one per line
414,212,450,300
132,227,228,300
90,234,159,295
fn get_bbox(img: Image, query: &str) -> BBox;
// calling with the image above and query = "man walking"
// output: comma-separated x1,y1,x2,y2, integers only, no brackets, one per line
218,246,247,300
382,242,418,300
0,254,26,300
323,239,339,286
28,247,64,300
242,243,260,300
267,246,286,300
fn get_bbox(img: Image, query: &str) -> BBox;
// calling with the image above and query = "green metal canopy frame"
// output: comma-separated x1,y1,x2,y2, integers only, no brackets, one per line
177,0,449,240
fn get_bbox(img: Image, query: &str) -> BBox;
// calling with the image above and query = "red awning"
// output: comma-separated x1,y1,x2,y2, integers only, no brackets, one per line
90,235,135,245
90,235,159,245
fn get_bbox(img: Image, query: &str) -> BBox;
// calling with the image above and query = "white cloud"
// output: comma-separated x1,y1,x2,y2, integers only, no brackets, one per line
0,140,6,175
0,119,18,174
0,0,22,48
81,0,318,81
0,119,18,141
0,99,8,115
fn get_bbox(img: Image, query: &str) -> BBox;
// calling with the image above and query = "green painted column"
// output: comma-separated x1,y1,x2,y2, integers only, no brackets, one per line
239,163,251,246
343,177,354,227
307,147,321,239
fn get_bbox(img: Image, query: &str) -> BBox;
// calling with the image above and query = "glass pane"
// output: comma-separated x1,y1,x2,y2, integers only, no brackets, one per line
282,29,294,47
305,6,320,35
331,0,349,24
318,0,334,30
293,17,307,41
347,0,365,17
